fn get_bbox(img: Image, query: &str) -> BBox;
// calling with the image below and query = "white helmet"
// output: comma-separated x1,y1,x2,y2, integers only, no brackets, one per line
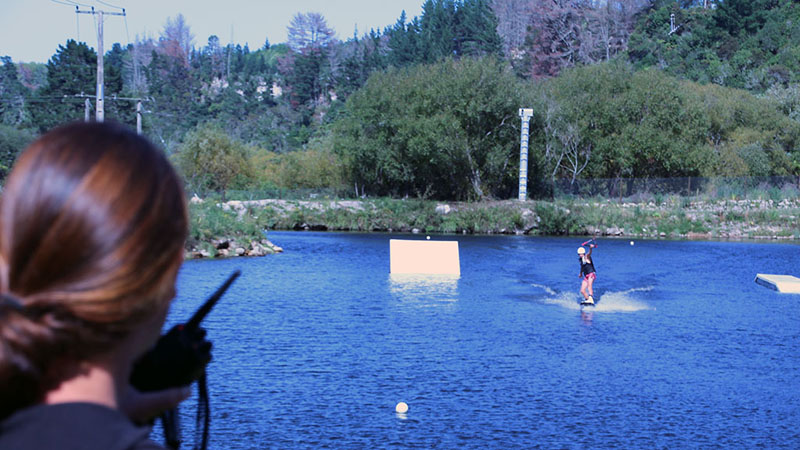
577,247,586,255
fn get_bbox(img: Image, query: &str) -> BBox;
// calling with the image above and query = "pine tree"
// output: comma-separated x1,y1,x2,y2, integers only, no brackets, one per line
420,0,458,62
33,40,96,132
0,57,32,126
456,0,502,57
715,0,768,36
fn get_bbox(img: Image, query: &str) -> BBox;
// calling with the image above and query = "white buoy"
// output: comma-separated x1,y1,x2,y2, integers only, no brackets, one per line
630,241,634,246
395,402,409,414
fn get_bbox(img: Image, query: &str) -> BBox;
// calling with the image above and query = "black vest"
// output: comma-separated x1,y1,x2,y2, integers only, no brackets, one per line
580,257,596,276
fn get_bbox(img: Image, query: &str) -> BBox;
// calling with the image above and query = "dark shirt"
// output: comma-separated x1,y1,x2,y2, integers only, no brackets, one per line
580,256,596,276
0,402,164,450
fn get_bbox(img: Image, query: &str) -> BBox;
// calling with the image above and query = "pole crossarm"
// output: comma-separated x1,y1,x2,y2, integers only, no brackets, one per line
67,93,151,103
75,7,126,17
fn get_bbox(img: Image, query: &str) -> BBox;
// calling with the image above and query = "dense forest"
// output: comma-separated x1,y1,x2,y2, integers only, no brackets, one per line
1,0,799,200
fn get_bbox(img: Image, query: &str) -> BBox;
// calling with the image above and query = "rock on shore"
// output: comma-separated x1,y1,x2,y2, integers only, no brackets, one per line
185,238,283,259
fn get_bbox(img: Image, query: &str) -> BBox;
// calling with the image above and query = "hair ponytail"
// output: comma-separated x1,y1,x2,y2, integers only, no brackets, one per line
0,122,188,419
0,301,68,419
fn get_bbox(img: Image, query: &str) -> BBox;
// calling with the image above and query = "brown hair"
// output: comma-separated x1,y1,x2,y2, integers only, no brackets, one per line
0,122,188,419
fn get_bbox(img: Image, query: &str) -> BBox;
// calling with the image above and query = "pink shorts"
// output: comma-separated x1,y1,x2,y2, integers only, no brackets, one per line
584,272,596,281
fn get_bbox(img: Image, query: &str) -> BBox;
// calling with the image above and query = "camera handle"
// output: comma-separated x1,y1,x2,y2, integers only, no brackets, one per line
131,270,240,450
161,370,209,450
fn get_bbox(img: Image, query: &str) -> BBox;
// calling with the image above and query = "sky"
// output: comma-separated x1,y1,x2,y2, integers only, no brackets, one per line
0,0,425,63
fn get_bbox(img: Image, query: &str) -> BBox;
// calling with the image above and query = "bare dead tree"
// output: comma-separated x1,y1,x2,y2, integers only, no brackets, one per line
542,95,591,184
287,12,336,52
521,0,648,78
159,14,194,67
124,35,155,95
491,0,533,58
556,123,591,185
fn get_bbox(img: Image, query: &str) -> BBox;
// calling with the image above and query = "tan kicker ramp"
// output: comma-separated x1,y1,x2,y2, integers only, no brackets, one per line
754,274,800,293
390,239,460,275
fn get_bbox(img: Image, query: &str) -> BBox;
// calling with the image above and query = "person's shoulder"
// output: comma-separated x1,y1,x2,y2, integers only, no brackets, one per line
0,403,166,450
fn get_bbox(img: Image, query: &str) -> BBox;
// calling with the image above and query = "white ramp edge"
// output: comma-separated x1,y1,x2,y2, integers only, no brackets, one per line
390,239,460,275
754,274,800,293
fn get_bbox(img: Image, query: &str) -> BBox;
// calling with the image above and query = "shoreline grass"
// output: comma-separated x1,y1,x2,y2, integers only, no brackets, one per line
187,196,800,257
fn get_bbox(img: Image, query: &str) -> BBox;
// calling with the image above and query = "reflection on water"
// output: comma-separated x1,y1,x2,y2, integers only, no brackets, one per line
389,273,459,306
580,309,594,325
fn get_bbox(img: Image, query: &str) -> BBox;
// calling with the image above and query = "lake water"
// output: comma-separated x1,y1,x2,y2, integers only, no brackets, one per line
162,231,800,449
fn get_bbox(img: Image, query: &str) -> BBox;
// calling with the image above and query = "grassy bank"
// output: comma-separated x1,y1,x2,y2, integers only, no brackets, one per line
187,195,800,256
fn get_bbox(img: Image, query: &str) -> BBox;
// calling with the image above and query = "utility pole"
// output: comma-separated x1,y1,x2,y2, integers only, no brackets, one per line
518,108,534,201
74,6,126,122
136,101,143,135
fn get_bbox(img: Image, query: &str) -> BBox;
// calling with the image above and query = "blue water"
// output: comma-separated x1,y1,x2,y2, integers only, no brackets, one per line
163,232,800,449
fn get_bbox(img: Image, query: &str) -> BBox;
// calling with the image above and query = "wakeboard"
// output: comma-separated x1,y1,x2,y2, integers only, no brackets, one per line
580,296,595,307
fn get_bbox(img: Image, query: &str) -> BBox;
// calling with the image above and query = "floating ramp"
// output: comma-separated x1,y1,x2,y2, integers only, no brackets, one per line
754,274,800,293
390,239,460,275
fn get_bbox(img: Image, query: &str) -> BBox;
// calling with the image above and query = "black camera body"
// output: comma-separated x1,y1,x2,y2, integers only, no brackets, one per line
129,270,240,450
131,270,240,392
130,323,212,391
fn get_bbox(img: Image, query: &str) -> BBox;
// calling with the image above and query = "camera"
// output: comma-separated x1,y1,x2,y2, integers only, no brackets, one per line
130,270,240,449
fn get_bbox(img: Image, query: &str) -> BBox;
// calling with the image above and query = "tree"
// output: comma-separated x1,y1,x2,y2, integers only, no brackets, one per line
627,0,800,90
196,35,226,82
142,16,203,149
715,0,768,37
0,57,32,126
285,48,328,109
281,13,338,112
174,123,252,198
416,0,502,62
16,62,47,91
102,43,136,126
492,0,532,58
0,124,35,181
387,12,423,67
454,0,502,57
540,61,709,180
541,98,592,184
32,40,96,132
123,37,155,96
287,12,336,52
334,57,532,200
159,14,194,67
535,59,800,181
520,0,648,78
104,43,125,95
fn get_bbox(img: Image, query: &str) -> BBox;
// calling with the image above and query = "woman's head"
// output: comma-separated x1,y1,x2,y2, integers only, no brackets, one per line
0,122,187,418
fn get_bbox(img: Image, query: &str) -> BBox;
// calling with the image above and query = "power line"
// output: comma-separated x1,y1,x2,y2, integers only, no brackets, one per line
50,0,81,37
63,0,95,8
97,0,124,10
0,94,151,103
123,12,131,46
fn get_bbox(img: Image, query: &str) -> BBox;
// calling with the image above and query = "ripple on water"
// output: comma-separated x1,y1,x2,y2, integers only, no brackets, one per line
533,284,653,312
